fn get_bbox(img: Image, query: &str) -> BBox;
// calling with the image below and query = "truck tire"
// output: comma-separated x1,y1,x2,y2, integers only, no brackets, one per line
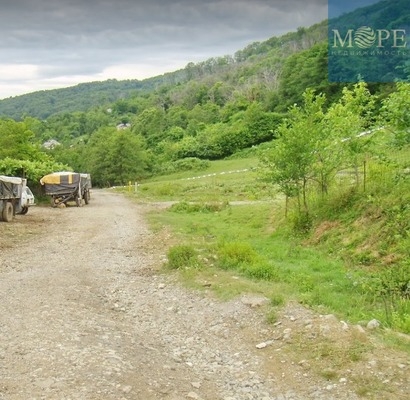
2,202,14,222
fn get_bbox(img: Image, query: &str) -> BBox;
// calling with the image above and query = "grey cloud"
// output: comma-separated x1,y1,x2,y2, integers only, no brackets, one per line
1,0,328,49
0,0,329,98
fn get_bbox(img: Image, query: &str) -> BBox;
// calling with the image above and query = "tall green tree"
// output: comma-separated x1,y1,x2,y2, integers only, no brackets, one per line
260,90,325,214
108,131,148,185
381,82,410,147
0,119,43,161
85,127,148,186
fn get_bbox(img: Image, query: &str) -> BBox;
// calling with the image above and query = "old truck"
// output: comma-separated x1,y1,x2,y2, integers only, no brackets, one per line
0,175,35,222
40,171,92,207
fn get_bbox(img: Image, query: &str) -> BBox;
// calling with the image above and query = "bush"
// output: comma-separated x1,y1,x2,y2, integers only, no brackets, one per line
156,157,210,174
368,262,410,333
167,245,199,269
216,241,258,270
289,211,313,234
242,262,279,281
169,201,229,213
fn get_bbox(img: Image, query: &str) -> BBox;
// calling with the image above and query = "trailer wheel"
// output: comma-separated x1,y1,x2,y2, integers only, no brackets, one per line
84,190,90,205
2,202,14,222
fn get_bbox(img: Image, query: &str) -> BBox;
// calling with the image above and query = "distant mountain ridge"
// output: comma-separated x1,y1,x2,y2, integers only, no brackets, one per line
0,78,164,121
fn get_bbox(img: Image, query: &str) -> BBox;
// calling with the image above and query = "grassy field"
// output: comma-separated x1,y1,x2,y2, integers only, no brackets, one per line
131,156,277,202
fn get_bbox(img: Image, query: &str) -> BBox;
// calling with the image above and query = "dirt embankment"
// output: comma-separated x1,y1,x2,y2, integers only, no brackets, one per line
0,190,408,400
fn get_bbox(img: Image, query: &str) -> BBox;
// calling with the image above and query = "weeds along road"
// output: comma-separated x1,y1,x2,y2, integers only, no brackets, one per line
0,190,407,400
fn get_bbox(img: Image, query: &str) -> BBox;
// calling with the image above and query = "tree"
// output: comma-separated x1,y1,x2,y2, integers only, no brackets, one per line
242,102,280,145
333,82,376,187
131,107,166,147
381,82,410,147
0,119,42,161
260,90,325,214
277,42,333,111
108,131,148,185
85,127,149,186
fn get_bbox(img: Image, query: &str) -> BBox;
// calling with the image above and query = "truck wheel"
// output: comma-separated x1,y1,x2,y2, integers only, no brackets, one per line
2,202,14,222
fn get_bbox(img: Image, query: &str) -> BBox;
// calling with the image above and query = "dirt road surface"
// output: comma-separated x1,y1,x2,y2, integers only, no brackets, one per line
0,190,408,400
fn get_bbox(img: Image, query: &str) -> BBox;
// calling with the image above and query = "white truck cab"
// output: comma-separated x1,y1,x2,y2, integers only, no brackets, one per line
0,175,35,221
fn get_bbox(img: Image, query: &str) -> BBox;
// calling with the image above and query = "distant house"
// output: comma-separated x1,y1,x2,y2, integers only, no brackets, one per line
116,123,131,130
42,139,61,149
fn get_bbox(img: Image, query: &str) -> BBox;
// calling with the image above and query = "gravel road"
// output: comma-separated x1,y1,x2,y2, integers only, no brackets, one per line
0,190,408,400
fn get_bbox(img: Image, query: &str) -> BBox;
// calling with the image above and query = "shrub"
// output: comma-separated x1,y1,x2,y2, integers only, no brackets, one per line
289,211,313,234
368,262,410,333
156,157,210,174
216,241,258,270
167,245,199,270
242,262,279,281
169,201,229,213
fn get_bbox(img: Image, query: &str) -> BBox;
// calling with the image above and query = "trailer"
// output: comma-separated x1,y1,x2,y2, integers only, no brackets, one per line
0,175,35,222
40,171,92,207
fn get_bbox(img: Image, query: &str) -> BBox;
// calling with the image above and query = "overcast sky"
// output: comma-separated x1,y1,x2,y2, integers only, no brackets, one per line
0,0,333,99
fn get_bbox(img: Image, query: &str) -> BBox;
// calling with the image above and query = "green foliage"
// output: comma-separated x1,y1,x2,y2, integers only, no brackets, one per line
169,201,229,214
0,119,43,161
0,18,332,177
277,42,338,110
216,241,259,270
0,118,71,186
289,210,313,234
167,244,200,270
83,127,149,186
131,107,166,146
260,82,377,227
381,82,410,147
260,89,326,212
366,263,410,332
154,157,210,175
144,165,409,334
0,157,70,185
0,79,158,120
242,261,279,281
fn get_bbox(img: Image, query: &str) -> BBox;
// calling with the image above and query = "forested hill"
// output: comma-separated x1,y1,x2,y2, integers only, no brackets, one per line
0,19,328,121
0,78,165,121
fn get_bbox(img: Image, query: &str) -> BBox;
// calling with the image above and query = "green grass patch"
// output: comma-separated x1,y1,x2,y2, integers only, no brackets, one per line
166,244,201,270
146,201,386,327
124,157,279,202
